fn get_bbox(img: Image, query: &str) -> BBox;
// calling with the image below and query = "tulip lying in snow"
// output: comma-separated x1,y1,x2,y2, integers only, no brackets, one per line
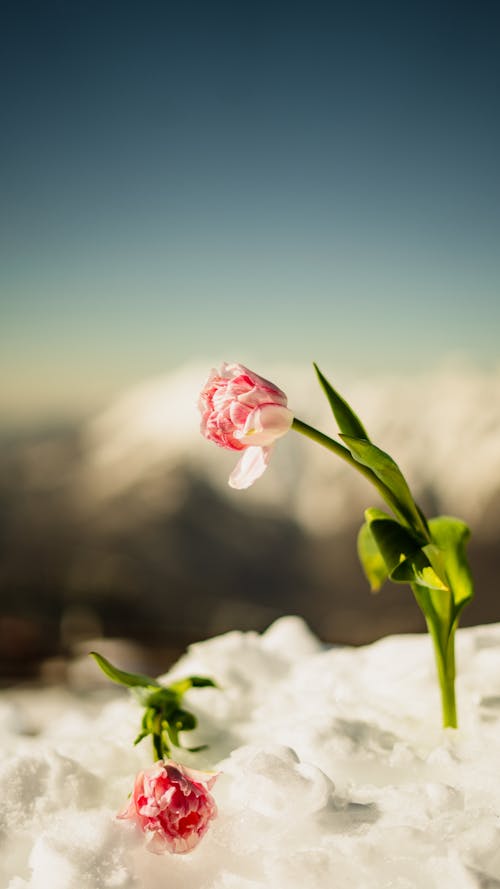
199,362,474,730
118,760,218,854
90,652,219,853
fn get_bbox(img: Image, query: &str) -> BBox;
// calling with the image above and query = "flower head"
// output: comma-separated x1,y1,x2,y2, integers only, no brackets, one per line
118,760,218,854
198,362,293,488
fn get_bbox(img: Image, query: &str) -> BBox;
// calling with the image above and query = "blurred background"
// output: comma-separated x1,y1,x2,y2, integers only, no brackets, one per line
1,1,499,685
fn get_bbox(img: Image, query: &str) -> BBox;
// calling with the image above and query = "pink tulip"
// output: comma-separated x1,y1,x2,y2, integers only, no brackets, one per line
118,760,218,854
199,363,293,488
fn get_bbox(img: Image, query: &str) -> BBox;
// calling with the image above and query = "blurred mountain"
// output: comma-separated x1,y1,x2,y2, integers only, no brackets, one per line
2,362,500,679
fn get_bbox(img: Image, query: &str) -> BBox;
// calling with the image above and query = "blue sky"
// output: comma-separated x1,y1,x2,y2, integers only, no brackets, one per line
1,1,499,426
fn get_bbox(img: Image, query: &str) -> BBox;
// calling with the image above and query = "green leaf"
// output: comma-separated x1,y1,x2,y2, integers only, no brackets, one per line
341,436,427,536
365,507,392,522
411,582,453,636
366,510,422,575
163,722,180,748
142,687,179,711
421,543,449,584
168,676,217,695
90,653,218,759
391,551,449,591
428,516,474,609
313,364,369,439
357,521,388,592
133,729,149,746
89,652,161,689
171,709,197,732
428,587,453,625
153,733,164,759
364,509,447,591
189,676,218,688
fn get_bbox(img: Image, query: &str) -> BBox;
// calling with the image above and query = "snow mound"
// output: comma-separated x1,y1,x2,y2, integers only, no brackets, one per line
3,616,500,888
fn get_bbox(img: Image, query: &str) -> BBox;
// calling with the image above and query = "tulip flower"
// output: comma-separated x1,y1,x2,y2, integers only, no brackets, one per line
198,362,293,488
199,361,475,730
118,760,218,854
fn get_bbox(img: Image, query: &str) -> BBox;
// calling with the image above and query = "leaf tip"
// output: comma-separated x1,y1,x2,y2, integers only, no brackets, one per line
313,361,328,381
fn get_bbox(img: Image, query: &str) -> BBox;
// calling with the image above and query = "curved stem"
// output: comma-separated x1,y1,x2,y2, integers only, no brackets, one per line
292,417,416,530
292,417,460,726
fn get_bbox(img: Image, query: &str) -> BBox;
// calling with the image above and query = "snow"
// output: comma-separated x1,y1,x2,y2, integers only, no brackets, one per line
3,616,500,888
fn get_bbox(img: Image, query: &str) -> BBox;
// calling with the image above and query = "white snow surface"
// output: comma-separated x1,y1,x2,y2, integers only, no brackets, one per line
3,616,500,888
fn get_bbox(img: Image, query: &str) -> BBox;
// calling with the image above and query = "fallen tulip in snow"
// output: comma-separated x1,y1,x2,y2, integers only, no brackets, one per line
118,760,218,854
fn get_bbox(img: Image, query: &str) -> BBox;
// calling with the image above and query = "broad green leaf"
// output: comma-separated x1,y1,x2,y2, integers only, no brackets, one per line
90,652,161,689
391,552,449,591
366,512,422,575
365,509,448,590
341,435,426,536
428,516,474,608
364,508,445,590
421,543,449,585
313,364,369,439
365,506,393,523
357,521,388,592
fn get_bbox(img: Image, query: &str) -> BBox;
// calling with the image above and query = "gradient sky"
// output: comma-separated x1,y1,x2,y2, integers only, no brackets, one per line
1,0,499,426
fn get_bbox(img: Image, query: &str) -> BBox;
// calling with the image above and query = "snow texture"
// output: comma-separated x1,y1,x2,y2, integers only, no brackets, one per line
3,616,500,888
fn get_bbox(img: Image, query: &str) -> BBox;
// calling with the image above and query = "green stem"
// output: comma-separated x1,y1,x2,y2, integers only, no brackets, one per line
152,732,164,760
426,618,457,729
291,417,422,533
292,416,461,727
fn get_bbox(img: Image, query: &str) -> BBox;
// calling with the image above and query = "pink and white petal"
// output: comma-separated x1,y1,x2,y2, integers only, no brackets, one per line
236,404,293,447
236,383,287,409
117,795,138,821
177,764,220,791
117,770,147,821
229,399,250,427
228,446,272,489
222,363,286,399
219,361,239,379
144,828,174,854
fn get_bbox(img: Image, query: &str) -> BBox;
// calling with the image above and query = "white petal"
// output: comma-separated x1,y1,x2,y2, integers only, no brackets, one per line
236,405,293,447
228,446,272,489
